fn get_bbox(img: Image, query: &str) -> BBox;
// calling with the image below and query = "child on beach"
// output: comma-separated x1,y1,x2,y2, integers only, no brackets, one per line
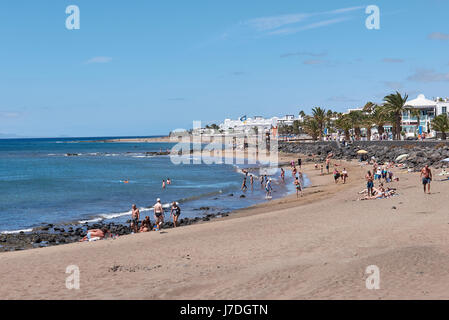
341,168,348,184
294,177,303,198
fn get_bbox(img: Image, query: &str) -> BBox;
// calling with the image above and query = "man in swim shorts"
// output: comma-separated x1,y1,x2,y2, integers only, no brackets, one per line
366,170,374,196
420,164,432,194
131,204,140,233
294,177,302,198
154,198,164,229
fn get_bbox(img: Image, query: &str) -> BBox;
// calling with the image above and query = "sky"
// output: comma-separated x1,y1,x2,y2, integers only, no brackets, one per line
1,0,449,137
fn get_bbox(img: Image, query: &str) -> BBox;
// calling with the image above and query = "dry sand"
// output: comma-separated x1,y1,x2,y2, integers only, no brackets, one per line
1,156,449,300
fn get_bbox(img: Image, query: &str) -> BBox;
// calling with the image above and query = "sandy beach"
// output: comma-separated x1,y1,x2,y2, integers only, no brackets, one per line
1,155,449,300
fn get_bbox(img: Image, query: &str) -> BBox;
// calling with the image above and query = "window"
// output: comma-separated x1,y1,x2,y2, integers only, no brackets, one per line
443,107,447,114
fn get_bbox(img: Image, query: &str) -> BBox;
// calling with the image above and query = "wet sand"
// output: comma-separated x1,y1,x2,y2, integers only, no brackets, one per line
1,156,449,299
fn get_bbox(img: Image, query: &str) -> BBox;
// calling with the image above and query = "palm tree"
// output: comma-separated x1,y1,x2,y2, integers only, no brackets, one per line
383,91,408,140
347,110,364,140
431,114,449,140
371,105,388,137
312,107,326,139
302,116,320,141
409,108,421,136
361,113,374,140
335,114,352,141
363,102,375,113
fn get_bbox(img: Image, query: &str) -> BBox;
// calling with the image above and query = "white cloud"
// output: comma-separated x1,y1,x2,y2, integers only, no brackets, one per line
269,17,349,35
407,69,449,82
382,58,404,63
85,56,113,64
303,59,326,65
0,111,21,118
242,6,363,36
245,13,309,31
428,32,449,40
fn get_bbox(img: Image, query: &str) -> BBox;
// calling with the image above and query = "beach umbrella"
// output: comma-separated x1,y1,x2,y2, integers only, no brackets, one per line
356,150,368,154
395,154,409,162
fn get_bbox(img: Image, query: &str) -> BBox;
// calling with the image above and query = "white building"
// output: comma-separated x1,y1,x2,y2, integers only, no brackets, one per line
219,114,302,134
402,94,449,137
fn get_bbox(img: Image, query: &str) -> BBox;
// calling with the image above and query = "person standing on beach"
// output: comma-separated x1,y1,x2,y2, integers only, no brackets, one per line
326,158,330,174
280,168,285,182
297,158,302,169
420,165,432,194
170,202,181,227
260,175,264,189
250,174,254,189
131,204,140,233
366,171,374,196
241,176,248,191
294,177,303,198
342,168,348,184
153,198,164,229
292,166,297,178
265,179,273,198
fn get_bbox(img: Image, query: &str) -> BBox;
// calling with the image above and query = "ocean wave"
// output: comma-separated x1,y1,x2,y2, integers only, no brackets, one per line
1,228,33,235
77,203,175,224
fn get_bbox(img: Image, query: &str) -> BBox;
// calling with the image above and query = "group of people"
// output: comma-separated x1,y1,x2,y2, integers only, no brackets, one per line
240,169,275,199
131,199,182,233
161,178,172,189
362,161,398,199
291,158,304,198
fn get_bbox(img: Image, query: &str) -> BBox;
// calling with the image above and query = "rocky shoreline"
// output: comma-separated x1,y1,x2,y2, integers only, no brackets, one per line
0,211,229,253
279,141,449,170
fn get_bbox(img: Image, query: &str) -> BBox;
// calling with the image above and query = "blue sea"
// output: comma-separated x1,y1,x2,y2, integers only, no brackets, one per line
0,137,307,233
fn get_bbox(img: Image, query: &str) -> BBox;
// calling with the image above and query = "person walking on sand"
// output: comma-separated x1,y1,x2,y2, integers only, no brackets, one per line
420,164,432,194
294,176,303,198
153,198,164,229
366,170,374,196
333,168,341,184
170,202,181,227
131,204,140,233
320,164,324,175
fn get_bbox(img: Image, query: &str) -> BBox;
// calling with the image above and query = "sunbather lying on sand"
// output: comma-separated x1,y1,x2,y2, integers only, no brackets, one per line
79,228,109,242
358,184,397,200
